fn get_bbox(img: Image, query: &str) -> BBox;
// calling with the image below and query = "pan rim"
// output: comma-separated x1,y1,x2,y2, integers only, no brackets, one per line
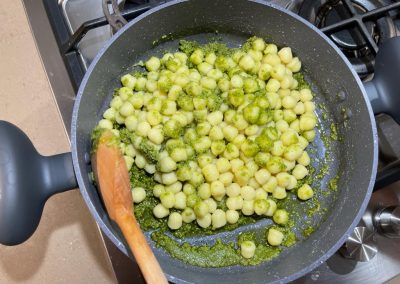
71,0,378,283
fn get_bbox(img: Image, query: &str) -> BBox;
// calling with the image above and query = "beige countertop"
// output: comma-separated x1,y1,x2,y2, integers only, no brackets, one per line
0,1,116,283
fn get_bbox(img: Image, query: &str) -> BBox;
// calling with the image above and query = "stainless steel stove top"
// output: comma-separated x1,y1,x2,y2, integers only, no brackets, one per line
22,0,400,283
295,181,400,284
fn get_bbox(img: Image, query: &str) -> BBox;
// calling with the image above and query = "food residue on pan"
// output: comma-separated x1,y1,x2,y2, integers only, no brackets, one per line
328,176,339,191
330,123,338,141
303,226,315,237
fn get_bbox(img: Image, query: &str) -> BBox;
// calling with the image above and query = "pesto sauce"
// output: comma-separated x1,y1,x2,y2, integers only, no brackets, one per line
130,165,288,267
128,98,333,266
283,231,297,247
293,73,310,90
330,123,338,141
132,71,146,78
90,126,119,153
180,38,242,58
129,164,156,189
127,159,307,265
130,165,167,231
202,41,233,57
320,134,331,151
172,215,256,239
138,139,159,163
303,226,315,237
152,231,242,267
178,40,200,56
151,229,281,268
307,202,320,217
119,128,134,144
315,163,330,180
328,176,339,191
135,196,166,231
241,36,257,52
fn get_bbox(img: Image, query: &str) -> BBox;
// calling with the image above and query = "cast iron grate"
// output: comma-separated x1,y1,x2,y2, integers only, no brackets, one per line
298,0,400,78
320,0,400,55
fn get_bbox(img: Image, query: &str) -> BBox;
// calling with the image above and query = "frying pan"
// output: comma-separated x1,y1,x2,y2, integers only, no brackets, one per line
1,0,400,283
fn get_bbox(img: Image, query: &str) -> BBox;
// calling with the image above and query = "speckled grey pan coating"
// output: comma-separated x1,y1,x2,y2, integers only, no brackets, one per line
71,0,378,283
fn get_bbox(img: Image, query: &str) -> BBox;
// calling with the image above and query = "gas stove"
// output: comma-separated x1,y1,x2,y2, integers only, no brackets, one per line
22,0,400,283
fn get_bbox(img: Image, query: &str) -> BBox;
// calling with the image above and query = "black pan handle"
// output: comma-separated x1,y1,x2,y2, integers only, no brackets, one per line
0,121,77,245
363,37,400,124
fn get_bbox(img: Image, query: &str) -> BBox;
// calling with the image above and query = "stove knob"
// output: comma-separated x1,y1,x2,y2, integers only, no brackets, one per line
339,226,377,262
373,206,400,238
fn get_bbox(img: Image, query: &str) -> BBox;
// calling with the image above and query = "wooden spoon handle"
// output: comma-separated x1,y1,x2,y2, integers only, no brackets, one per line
115,208,168,284
93,130,167,284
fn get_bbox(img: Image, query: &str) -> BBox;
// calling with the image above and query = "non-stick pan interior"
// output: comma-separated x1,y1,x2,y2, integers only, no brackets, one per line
71,0,377,283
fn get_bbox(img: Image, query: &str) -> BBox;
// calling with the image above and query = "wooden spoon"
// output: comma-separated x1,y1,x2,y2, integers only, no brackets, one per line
92,130,167,284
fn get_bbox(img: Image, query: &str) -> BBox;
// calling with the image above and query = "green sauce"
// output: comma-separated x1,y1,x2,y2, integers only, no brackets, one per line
282,231,297,247
132,71,146,78
150,229,281,268
245,244,281,266
307,203,320,217
130,165,166,231
303,226,315,237
128,165,283,268
179,40,233,57
90,126,119,153
172,214,256,239
320,134,331,150
330,123,338,141
293,73,310,90
138,139,159,163
179,40,200,56
127,131,331,269
328,176,339,191
202,41,233,57
129,165,288,268
129,164,155,189
152,232,242,267
315,163,330,180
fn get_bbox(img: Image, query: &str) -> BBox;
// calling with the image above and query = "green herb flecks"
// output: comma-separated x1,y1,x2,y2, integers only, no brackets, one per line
330,123,338,141
293,73,310,90
328,176,339,191
179,39,234,57
138,139,159,163
303,226,315,237
179,40,200,56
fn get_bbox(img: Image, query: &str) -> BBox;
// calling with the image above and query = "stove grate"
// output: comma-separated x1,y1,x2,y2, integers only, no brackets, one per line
320,0,400,55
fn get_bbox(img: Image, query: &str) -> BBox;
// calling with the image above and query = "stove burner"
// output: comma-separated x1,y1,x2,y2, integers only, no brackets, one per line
299,0,397,78
319,2,373,50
